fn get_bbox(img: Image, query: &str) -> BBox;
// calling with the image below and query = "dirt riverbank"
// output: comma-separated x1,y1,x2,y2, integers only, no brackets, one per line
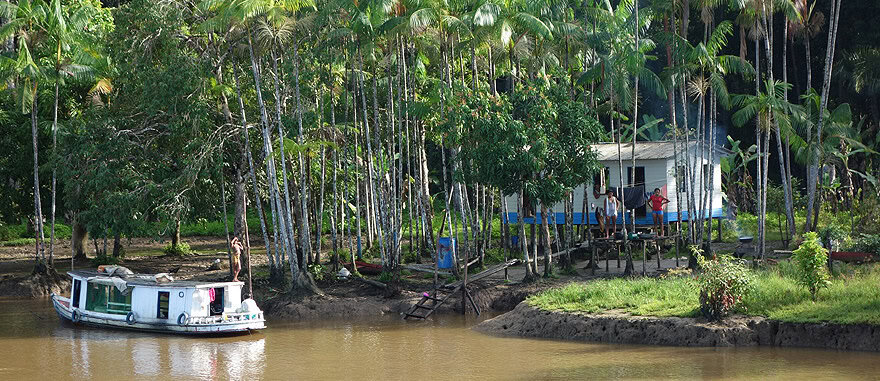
475,302,880,352
0,235,573,321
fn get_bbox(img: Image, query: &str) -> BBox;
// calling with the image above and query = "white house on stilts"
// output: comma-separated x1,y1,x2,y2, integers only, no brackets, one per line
504,141,731,228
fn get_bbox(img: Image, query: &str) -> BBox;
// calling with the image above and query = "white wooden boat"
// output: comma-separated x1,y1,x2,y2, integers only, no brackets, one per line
51,268,265,334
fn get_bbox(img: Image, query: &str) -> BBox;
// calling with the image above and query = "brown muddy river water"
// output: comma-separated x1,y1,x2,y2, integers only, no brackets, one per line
2,298,880,380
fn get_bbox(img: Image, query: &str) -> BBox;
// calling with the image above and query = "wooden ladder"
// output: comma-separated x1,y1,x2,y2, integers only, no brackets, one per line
403,286,461,320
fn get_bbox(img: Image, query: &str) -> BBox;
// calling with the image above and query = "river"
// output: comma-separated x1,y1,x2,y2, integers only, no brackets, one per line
2,298,879,380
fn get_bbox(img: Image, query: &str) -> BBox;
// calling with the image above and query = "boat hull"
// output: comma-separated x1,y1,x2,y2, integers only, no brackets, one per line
51,294,266,335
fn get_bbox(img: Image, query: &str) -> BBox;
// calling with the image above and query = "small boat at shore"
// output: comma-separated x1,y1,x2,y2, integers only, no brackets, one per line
51,267,266,335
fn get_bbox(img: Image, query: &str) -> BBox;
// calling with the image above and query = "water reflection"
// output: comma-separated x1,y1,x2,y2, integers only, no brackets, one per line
48,323,265,380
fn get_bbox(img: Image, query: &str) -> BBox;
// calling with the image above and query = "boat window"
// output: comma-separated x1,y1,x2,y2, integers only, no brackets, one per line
84,282,131,314
157,291,170,319
85,283,108,312
108,287,132,314
72,280,81,308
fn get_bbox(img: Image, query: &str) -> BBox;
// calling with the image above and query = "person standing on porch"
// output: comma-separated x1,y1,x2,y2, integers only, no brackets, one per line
649,188,670,236
604,190,620,238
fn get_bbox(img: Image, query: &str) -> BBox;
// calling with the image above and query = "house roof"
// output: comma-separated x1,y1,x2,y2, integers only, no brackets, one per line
591,141,732,161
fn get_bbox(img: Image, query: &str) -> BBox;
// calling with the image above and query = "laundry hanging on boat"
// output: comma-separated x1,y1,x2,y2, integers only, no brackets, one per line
209,288,216,302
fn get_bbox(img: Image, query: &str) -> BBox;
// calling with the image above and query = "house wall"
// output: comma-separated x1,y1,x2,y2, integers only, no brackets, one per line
503,150,725,226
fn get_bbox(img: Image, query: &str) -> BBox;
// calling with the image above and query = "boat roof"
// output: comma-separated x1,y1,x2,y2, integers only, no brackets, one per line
68,270,243,289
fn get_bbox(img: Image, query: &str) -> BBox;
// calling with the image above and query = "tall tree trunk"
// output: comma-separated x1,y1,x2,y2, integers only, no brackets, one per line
779,21,796,243
172,216,181,248
807,0,842,232
518,189,535,281
540,201,552,277
30,84,46,270
49,77,59,267
631,0,640,235
232,65,275,275
292,42,313,281
72,221,87,261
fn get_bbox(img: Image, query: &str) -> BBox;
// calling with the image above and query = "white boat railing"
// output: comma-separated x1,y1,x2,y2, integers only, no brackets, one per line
187,311,264,325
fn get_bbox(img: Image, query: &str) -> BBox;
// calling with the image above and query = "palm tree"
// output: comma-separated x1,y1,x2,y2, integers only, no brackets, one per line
44,0,95,267
0,0,53,273
732,79,798,260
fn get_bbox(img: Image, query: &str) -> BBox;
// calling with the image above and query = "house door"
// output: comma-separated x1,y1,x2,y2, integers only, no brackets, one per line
627,167,647,218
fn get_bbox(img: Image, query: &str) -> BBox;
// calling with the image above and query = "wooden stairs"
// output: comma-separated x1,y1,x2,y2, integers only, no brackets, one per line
403,259,520,320
403,286,463,320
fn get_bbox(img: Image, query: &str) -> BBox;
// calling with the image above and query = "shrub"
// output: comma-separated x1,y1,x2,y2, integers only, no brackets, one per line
791,232,831,300
695,247,754,321
308,264,327,281
819,224,850,251
163,242,192,256
849,234,880,257
378,271,393,283
90,252,122,266
0,223,13,241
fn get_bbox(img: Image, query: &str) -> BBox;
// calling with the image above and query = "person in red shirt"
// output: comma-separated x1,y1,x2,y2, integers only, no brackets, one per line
648,188,670,236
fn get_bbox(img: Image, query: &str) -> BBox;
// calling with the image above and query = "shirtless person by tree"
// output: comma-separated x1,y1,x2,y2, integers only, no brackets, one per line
230,237,243,282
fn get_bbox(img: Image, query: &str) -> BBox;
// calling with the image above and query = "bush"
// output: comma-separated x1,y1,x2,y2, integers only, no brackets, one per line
819,224,850,251
0,223,13,241
377,271,393,283
308,264,327,281
695,247,754,321
163,242,192,256
791,232,831,300
849,234,880,257
90,252,122,266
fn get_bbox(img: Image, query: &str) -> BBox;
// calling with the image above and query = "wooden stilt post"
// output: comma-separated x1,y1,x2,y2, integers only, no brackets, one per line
657,239,662,269
591,245,597,275
642,240,647,276
675,222,681,267
616,243,621,269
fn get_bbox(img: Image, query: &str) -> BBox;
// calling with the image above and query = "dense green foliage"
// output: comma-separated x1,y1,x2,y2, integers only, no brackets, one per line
0,0,878,291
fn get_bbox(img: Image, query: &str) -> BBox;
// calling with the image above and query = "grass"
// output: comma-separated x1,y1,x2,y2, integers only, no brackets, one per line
0,238,37,247
527,262,880,325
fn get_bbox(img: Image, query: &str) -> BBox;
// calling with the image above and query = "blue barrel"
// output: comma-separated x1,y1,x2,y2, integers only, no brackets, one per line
437,237,456,269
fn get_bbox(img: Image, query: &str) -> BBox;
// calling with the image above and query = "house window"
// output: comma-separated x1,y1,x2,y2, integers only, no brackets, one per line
592,167,610,195
157,291,170,319
626,166,645,187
